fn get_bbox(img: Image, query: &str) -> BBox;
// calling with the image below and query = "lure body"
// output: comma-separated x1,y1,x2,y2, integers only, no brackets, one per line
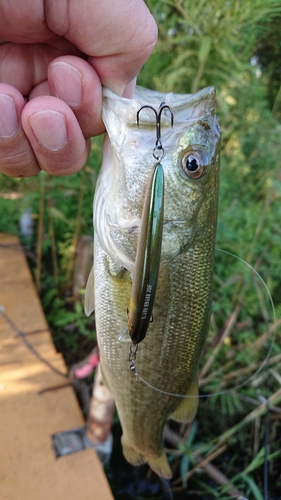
85,86,221,478
120,162,164,344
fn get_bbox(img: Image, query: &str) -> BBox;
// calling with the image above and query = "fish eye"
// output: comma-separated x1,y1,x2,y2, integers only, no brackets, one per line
181,151,207,179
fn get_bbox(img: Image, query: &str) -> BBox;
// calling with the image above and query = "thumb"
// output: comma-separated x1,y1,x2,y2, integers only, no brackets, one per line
47,0,158,95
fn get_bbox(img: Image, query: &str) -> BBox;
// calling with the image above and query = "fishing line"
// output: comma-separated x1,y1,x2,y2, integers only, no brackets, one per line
132,249,276,400
0,306,68,379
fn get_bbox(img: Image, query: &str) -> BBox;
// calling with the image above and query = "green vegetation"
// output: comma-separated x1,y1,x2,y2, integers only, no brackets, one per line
1,0,281,497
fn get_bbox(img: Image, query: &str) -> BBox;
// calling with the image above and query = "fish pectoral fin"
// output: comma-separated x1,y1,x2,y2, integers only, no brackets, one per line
118,327,132,342
84,265,95,317
171,374,199,423
122,437,172,479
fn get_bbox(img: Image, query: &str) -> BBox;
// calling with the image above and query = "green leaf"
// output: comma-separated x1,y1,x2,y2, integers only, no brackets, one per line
241,474,263,500
180,453,190,487
48,206,69,223
198,35,212,62
245,448,281,474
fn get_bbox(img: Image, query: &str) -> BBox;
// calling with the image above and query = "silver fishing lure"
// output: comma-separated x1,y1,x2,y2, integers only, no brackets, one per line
119,104,173,346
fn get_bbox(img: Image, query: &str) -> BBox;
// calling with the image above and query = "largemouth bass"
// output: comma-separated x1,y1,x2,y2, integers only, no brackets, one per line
85,86,220,479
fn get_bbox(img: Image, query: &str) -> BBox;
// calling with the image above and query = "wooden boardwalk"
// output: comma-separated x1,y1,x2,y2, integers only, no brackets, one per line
0,233,113,500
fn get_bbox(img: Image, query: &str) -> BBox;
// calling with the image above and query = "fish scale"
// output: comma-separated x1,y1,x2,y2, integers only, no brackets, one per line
85,85,220,478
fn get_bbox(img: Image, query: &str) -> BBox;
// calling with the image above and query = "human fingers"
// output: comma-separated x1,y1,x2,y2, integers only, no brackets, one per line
0,84,40,177
48,55,104,137
0,43,136,164
0,40,82,96
0,0,157,178
20,96,90,176
0,85,90,177
0,51,130,177
29,50,139,144
0,0,157,97
46,0,158,95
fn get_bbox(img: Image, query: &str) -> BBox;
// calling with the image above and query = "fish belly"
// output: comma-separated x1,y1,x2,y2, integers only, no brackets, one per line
94,223,214,478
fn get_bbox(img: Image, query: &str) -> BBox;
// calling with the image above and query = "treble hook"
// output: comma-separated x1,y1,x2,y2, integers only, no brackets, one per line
137,102,174,161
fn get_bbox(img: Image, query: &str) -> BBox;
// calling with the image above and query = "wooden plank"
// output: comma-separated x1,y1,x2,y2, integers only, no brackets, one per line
0,233,113,500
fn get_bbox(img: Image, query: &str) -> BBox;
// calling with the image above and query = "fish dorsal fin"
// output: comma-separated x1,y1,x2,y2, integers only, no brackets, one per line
84,265,95,317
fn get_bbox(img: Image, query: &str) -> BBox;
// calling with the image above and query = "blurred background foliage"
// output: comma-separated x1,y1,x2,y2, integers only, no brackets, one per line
1,0,281,498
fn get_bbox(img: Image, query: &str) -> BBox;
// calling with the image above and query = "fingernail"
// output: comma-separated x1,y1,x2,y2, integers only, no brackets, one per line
0,93,19,137
29,110,68,150
50,62,83,106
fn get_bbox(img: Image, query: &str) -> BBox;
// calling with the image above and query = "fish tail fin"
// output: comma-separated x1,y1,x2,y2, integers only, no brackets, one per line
147,454,172,479
122,436,172,479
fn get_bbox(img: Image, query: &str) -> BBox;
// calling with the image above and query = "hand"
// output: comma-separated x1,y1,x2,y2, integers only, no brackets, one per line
0,0,157,177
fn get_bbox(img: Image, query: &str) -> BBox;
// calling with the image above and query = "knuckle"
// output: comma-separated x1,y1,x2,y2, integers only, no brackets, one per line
0,150,39,177
131,10,158,57
38,149,88,176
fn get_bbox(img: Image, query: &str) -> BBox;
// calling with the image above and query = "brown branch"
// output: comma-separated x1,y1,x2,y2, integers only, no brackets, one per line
86,365,115,444
164,426,243,497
